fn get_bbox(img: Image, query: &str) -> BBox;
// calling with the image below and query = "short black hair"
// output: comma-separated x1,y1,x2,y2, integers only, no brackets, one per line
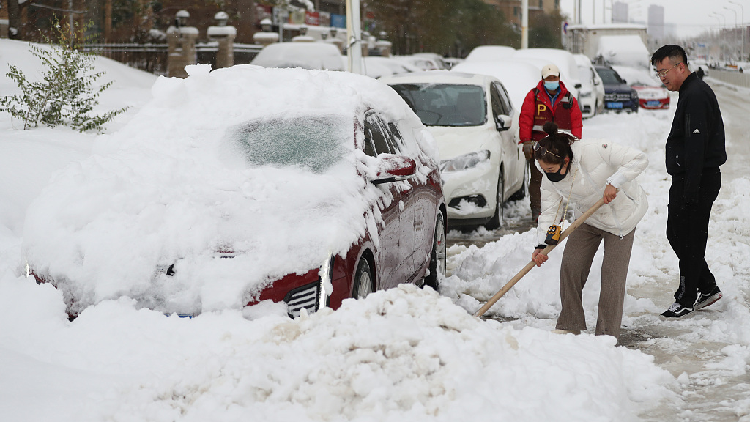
651,45,688,67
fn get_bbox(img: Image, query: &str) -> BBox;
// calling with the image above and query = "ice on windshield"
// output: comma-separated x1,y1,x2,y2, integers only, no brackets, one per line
228,115,350,173
390,84,487,127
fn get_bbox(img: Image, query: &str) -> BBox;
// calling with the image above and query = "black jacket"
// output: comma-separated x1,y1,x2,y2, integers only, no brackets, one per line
666,73,727,204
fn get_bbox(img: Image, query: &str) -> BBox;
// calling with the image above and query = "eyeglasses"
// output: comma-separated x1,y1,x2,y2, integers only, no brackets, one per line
533,142,560,159
655,63,681,78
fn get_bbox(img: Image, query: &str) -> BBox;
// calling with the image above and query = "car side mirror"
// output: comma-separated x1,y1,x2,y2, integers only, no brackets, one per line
621,79,627,84
495,115,512,132
372,155,416,185
575,83,582,89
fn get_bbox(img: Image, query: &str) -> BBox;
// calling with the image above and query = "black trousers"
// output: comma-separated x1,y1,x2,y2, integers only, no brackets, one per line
666,169,721,306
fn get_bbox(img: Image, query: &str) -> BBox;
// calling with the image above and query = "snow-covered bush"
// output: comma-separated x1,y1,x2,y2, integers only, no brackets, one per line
0,20,127,132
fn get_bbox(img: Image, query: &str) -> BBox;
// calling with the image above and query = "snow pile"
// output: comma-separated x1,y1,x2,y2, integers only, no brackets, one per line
0,283,676,422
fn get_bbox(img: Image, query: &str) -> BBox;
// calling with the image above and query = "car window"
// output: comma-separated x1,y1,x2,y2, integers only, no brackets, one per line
228,115,349,173
491,82,512,116
363,112,396,157
389,83,487,127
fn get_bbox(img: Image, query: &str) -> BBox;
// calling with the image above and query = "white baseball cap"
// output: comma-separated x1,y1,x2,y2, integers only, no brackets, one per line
541,63,560,79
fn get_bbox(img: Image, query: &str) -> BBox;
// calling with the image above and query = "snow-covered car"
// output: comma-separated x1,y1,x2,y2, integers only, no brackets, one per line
464,45,517,63
392,55,441,71
512,48,583,101
574,54,605,118
25,64,446,319
594,65,639,113
380,71,525,229
363,56,421,79
250,41,344,71
612,65,670,110
450,60,540,109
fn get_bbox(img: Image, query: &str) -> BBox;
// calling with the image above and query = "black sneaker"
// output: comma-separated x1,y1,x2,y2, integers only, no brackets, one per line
661,302,693,318
695,287,722,310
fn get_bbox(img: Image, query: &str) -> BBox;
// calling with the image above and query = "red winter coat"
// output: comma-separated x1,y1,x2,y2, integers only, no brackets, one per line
518,80,583,143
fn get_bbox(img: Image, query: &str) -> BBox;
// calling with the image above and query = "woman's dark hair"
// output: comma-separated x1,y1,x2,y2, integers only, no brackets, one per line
533,122,574,164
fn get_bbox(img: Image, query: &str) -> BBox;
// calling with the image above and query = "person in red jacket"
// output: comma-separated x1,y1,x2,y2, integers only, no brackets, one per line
519,63,583,222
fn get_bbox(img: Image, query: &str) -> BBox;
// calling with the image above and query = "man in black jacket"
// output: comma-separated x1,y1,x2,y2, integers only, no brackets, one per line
651,45,727,318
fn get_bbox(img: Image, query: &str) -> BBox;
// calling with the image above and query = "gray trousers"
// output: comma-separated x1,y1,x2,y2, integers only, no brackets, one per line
556,223,635,339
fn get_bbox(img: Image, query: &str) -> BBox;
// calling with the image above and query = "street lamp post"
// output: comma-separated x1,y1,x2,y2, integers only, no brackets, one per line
728,0,745,61
724,6,739,61
710,12,725,61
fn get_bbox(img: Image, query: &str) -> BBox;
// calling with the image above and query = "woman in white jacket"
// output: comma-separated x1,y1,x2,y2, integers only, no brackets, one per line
531,122,648,340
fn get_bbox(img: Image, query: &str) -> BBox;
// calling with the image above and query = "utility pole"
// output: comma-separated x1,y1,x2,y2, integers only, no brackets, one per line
521,0,528,49
346,0,363,74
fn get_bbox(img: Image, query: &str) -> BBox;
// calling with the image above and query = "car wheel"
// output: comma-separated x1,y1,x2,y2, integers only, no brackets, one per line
485,169,504,229
423,208,446,291
352,257,374,299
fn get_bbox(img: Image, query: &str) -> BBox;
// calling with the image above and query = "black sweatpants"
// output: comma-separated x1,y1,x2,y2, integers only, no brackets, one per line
666,169,721,306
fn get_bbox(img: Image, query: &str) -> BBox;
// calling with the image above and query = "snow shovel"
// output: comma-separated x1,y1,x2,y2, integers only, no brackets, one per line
474,197,607,318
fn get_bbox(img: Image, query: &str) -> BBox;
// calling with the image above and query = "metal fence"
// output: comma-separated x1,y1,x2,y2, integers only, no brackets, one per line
84,43,169,75
83,43,263,76
708,69,750,89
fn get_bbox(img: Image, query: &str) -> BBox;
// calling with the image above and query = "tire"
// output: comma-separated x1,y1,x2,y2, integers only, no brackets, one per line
423,209,446,291
485,169,504,229
352,257,374,299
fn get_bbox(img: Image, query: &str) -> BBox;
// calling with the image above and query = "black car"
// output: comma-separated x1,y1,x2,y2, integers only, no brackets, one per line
594,65,639,113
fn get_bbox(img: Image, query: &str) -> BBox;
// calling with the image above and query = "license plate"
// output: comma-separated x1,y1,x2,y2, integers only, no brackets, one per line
606,102,623,109
646,100,661,107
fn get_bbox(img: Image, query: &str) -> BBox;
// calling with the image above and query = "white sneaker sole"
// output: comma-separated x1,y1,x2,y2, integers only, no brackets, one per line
695,292,722,310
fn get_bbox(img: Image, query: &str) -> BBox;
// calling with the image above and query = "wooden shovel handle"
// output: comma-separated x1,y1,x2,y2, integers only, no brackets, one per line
474,197,607,318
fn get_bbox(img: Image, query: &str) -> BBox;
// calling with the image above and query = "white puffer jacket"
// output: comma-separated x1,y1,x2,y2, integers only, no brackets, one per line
536,139,648,244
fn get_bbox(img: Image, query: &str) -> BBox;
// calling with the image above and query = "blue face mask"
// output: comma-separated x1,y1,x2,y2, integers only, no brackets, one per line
544,81,560,91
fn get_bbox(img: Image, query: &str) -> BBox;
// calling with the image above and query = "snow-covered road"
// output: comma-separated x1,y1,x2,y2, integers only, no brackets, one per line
445,78,750,421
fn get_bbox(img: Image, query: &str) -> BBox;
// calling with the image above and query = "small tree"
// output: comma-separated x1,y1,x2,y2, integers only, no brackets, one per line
0,19,128,133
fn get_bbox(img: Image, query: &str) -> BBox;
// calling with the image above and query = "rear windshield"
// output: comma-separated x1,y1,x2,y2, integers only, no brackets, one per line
228,115,350,173
390,83,487,127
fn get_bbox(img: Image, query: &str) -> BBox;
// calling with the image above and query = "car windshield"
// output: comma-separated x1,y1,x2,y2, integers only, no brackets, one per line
390,83,487,127
597,68,621,85
228,115,350,173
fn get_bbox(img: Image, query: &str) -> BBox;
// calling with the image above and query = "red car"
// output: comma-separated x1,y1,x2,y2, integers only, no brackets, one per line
25,65,446,319
632,85,670,109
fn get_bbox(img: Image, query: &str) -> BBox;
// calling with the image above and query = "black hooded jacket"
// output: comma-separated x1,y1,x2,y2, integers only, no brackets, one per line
666,72,727,204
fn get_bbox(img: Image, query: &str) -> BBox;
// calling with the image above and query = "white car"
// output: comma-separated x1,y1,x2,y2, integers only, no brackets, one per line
251,42,344,71
573,54,605,118
464,45,517,63
513,48,583,101
380,71,526,229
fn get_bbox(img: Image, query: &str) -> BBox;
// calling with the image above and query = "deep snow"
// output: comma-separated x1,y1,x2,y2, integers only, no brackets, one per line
1,38,749,421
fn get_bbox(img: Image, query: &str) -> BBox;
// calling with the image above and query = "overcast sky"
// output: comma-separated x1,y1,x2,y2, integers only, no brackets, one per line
559,0,747,38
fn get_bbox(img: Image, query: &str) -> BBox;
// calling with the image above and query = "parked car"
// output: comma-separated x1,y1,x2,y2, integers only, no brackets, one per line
363,56,421,79
251,41,345,71
25,65,445,319
392,55,442,71
573,54,605,118
449,60,540,114
611,65,670,110
464,45,517,63
513,48,583,101
594,65,639,113
380,71,525,229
